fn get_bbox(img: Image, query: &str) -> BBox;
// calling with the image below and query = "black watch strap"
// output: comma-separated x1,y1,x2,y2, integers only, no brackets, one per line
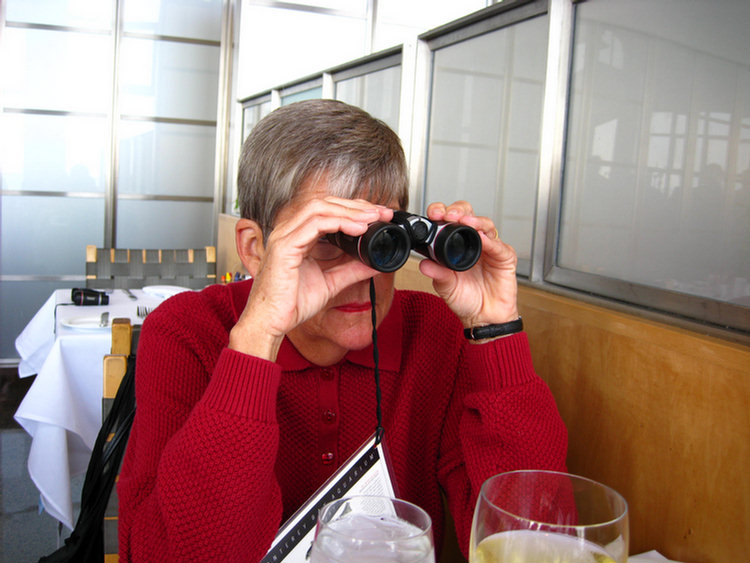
464,317,523,340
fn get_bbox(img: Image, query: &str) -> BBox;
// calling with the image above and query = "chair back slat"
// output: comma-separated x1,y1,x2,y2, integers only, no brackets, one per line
102,318,140,563
86,245,217,289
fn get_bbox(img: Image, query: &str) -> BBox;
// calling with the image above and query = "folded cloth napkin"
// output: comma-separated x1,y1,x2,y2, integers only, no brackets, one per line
630,551,685,563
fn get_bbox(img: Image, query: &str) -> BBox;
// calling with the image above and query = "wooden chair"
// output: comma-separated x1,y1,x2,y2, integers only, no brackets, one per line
86,245,217,290
102,318,140,563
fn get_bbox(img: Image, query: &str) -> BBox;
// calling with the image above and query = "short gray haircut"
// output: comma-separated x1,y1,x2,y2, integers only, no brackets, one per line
237,99,409,237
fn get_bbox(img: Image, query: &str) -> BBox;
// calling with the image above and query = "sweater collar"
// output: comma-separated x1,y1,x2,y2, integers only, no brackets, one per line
231,279,402,372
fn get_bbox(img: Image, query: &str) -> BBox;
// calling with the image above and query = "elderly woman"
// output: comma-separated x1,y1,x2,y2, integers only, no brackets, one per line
117,99,567,562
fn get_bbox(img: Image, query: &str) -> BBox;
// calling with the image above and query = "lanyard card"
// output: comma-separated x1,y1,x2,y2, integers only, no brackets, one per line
261,432,396,563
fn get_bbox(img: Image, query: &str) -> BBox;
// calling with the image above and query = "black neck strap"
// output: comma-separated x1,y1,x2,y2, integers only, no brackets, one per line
369,277,384,445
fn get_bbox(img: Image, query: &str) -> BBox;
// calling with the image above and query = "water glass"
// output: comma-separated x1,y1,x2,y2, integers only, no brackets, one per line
310,495,435,563
470,470,629,563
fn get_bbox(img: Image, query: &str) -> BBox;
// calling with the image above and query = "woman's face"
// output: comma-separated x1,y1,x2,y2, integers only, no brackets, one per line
276,177,398,366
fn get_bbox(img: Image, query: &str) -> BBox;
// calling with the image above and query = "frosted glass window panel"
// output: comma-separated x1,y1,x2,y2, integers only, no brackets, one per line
2,28,113,113
242,102,273,141
335,65,401,134
0,113,109,193
118,121,216,197
5,0,113,29
281,87,323,106
0,195,104,275
122,0,223,41
116,200,214,249
238,6,367,95
559,0,750,305
502,150,540,234
426,144,499,209
1,280,79,359
119,38,220,121
424,17,549,272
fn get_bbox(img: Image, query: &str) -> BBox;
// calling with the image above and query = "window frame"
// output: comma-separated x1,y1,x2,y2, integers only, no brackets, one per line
416,0,750,339
417,0,550,276
540,0,750,336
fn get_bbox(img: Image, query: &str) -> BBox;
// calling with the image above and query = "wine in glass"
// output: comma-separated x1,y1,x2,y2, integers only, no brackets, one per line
470,470,629,563
310,495,435,563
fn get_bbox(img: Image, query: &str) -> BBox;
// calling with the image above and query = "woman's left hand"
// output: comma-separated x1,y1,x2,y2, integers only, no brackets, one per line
419,201,519,327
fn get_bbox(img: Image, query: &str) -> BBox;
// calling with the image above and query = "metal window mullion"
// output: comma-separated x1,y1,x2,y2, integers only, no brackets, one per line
533,0,573,282
403,38,432,215
120,30,220,47
1,190,105,198
117,194,214,202
321,73,335,98
2,108,108,119
119,115,217,127
494,29,515,235
212,0,235,242
366,0,376,53
107,0,124,248
4,20,111,35
271,89,282,109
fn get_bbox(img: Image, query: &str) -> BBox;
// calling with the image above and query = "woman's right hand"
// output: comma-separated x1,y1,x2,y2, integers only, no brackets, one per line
229,196,393,361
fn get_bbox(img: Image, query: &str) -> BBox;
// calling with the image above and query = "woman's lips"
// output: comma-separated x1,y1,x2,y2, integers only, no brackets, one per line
334,302,371,313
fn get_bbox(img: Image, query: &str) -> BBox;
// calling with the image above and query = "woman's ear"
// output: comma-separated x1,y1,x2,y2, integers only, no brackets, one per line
235,218,265,276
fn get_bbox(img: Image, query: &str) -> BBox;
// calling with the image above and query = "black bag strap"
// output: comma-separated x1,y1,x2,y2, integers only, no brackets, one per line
39,353,137,563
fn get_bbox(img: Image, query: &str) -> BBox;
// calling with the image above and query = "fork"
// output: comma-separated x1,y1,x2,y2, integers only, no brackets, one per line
137,306,153,319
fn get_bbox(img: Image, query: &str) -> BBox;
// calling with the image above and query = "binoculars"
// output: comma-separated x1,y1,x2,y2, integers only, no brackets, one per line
327,210,482,273
71,288,109,305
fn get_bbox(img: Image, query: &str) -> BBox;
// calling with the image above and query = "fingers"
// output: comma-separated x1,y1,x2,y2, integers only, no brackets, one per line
426,200,499,243
426,200,473,221
269,197,393,252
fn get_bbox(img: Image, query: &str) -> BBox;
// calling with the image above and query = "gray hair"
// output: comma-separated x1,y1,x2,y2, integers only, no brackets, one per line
237,99,409,237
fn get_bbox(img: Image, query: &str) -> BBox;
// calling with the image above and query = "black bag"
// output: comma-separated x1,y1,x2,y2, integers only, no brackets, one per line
39,354,136,563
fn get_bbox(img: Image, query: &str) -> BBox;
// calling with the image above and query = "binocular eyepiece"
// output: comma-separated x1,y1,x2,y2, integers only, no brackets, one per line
326,210,482,273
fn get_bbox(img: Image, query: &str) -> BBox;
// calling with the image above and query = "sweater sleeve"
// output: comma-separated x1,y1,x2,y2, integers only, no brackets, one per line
437,332,568,558
117,296,285,563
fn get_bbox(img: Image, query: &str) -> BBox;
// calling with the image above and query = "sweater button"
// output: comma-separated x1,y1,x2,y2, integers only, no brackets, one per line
320,368,334,381
321,410,336,424
321,452,335,465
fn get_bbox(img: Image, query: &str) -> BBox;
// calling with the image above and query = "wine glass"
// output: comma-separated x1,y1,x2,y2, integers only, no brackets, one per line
470,470,629,563
310,495,436,563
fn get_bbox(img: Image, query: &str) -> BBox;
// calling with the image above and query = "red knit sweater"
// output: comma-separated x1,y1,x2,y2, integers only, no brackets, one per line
117,280,567,562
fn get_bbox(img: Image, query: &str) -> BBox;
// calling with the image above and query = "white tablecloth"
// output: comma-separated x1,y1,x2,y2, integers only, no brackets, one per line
14,288,170,529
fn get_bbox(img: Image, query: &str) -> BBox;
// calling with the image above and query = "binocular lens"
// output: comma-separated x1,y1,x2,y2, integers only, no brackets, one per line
431,224,482,272
327,222,410,273
363,224,411,272
445,233,467,267
370,228,404,271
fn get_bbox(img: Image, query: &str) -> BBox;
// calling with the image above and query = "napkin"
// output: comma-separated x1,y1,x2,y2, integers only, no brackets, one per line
630,551,682,562
142,285,191,299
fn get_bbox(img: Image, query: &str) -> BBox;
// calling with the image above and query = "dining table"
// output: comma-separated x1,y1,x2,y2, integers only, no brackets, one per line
13,286,180,529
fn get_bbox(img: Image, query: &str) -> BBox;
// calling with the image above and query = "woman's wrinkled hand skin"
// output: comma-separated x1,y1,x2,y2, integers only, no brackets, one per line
420,201,519,329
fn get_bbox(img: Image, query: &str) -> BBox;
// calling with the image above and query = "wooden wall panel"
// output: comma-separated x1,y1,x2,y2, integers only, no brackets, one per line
518,285,750,563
